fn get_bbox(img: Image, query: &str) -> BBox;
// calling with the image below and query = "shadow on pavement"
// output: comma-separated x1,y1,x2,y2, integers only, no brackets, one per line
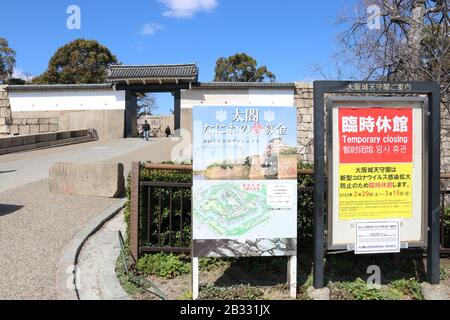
0,204,24,217
0,170,17,174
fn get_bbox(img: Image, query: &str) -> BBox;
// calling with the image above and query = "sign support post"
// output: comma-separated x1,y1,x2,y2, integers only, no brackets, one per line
313,81,441,288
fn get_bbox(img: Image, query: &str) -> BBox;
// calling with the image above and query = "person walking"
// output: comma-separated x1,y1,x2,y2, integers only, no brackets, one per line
142,120,151,141
165,125,172,137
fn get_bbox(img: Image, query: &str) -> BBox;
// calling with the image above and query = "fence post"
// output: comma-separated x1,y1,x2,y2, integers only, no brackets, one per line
130,161,140,263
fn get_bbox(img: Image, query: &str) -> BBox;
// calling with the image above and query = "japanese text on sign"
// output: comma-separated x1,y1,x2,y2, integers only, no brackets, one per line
339,108,412,163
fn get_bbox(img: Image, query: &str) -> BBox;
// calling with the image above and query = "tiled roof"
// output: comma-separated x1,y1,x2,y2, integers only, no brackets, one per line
107,64,198,83
195,82,296,89
6,83,113,92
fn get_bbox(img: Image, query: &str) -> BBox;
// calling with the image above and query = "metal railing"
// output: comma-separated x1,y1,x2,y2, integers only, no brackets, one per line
129,163,450,261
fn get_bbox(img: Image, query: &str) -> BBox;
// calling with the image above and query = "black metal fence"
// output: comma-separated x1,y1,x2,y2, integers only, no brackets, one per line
129,163,450,260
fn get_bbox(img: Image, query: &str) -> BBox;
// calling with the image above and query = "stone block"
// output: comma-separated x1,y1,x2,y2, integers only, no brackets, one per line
57,131,72,140
0,92,7,99
38,118,50,125
71,129,88,138
420,283,449,300
49,124,58,132
30,124,40,134
301,115,312,123
9,125,19,135
49,118,59,125
19,125,31,136
0,118,11,125
10,136,23,147
307,287,330,300
0,125,9,134
22,134,36,145
0,99,9,107
0,107,11,118
39,124,49,133
49,162,125,198
36,132,57,143
26,118,39,125
0,137,8,149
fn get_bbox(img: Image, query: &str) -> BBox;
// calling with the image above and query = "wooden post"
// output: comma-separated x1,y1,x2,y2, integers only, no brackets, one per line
288,255,297,299
130,161,140,263
192,257,199,300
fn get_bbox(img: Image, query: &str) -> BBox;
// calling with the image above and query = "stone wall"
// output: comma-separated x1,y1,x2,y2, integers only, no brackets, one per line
295,82,314,164
0,85,12,136
0,86,59,136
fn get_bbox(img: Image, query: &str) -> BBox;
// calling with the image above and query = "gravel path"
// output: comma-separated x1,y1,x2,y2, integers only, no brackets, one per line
0,180,121,300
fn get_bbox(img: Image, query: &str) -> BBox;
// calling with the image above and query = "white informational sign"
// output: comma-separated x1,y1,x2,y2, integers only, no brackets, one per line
327,97,428,250
192,106,298,258
355,221,400,254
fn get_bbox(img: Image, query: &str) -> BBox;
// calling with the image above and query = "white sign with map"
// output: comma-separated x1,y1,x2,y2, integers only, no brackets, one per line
193,180,297,240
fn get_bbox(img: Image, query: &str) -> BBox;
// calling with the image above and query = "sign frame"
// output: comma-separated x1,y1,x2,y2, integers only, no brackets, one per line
326,96,429,250
313,81,441,289
191,105,298,299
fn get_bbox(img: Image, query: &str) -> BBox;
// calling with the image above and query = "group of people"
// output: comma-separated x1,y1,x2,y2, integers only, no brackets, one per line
138,120,172,141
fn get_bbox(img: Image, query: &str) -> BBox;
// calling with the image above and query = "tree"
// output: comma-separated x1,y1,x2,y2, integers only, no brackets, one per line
0,38,16,83
33,39,118,84
137,94,158,117
5,78,26,85
214,53,276,82
325,0,449,110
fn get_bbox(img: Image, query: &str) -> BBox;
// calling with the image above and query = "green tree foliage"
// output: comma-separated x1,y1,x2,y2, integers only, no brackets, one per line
5,78,26,85
33,39,118,84
0,38,16,83
214,53,275,82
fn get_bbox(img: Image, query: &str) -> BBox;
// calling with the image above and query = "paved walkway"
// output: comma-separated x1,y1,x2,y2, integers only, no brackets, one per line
0,138,176,299
0,138,170,193
77,211,128,300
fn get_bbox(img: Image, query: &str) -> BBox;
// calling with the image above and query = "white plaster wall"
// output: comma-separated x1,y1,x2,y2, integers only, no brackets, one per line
8,90,126,112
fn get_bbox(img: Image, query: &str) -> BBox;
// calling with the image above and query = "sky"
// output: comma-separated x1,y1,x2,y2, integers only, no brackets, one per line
0,0,357,114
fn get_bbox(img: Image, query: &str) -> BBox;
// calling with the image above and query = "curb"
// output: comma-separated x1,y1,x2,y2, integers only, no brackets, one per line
56,198,127,300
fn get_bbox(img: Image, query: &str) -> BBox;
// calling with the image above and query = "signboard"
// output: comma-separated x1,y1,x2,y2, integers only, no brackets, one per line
192,106,297,257
355,221,400,254
327,97,428,251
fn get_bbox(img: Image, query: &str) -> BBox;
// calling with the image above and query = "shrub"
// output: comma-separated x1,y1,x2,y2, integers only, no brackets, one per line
136,253,190,279
330,278,404,300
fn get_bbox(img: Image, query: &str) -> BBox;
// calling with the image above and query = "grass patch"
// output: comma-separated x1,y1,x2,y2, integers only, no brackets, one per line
136,253,190,279
390,278,423,300
200,284,264,300
330,278,404,300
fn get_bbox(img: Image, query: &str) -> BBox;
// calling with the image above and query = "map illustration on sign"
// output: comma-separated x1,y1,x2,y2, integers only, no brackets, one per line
193,179,297,241
193,182,270,237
